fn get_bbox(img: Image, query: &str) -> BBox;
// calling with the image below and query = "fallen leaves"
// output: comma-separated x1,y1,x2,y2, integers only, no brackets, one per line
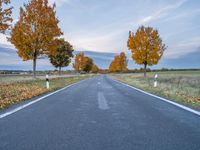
176,91,200,103
0,75,92,109
0,82,47,109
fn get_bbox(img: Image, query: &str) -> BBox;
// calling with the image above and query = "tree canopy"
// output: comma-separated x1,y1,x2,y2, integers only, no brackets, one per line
0,0,13,33
109,52,128,73
49,38,74,75
73,53,84,72
73,53,95,73
91,64,99,74
10,0,62,77
127,26,166,77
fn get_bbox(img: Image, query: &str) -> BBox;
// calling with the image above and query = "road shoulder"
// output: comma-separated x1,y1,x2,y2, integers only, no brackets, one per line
109,76,200,117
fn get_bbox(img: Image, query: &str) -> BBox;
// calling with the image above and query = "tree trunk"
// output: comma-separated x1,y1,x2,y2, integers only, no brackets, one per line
144,63,147,78
59,67,61,75
33,57,37,78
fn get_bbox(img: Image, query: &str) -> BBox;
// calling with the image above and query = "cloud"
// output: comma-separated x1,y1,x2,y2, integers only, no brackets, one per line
164,37,200,59
0,33,14,49
137,0,188,25
67,29,128,52
160,8,200,23
65,0,189,54
1,0,200,63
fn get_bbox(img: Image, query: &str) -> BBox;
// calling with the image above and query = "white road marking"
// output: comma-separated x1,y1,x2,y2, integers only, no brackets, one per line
98,92,109,110
0,79,89,119
112,78,200,116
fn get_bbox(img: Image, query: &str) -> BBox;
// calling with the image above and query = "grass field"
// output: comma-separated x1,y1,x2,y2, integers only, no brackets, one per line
0,74,93,109
0,74,81,84
148,70,200,78
111,70,200,110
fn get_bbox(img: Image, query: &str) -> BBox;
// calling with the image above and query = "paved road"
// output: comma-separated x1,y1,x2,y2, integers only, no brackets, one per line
0,75,200,150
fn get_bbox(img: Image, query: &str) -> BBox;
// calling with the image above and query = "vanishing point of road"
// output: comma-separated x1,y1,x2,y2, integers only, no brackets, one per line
0,75,200,150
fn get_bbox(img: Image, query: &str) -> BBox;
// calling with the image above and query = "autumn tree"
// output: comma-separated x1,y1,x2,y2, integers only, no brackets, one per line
127,26,166,77
73,53,84,72
0,0,13,33
118,52,128,72
109,52,128,73
73,53,94,73
82,56,93,72
91,64,99,74
10,0,62,78
49,38,74,75
109,60,116,73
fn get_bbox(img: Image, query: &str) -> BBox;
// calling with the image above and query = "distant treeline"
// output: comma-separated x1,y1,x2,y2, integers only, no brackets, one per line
0,68,199,75
124,68,200,73
100,68,200,74
0,70,76,75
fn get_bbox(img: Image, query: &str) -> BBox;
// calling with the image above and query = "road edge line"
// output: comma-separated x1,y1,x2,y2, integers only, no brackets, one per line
0,77,90,119
111,78,200,117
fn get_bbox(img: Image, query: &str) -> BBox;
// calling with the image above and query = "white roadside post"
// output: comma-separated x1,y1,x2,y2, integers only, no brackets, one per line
46,74,49,89
154,74,158,88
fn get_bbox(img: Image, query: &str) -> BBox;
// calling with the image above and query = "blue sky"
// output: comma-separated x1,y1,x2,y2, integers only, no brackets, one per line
0,0,200,70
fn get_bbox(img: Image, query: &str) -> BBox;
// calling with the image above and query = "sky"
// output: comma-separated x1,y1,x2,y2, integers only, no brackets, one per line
0,0,200,70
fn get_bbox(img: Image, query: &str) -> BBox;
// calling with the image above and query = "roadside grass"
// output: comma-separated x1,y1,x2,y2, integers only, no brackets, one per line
148,70,200,78
0,74,81,84
0,75,93,109
111,71,200,110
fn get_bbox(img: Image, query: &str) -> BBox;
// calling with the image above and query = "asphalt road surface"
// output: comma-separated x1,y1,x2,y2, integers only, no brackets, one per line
0,75,200,150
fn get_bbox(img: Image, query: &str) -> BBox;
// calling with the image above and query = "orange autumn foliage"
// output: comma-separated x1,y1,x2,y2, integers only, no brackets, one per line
73,53,94,73
127,26,166,77
109,52,128,73
73,53,85,72
10,0,62,78
0,0,13,33
91,64,99,74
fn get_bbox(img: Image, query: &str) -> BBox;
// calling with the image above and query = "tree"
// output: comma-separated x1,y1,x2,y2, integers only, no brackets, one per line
127,26,166,77
118,52,128,72
109,52,128,73
0,0,13,33
49,38,74,75
109,60,116,73
73,53,94,73
91,64,99,74
82,56,93,72
10,0,62,78
73,53,85,72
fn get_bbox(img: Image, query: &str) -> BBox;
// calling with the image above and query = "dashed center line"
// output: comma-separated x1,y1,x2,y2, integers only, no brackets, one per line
97,92,109,110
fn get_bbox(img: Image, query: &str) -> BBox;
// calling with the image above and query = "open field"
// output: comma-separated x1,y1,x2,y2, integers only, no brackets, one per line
0,74,94,109
0,74,81,84
148,70,200,78
111,70,200,110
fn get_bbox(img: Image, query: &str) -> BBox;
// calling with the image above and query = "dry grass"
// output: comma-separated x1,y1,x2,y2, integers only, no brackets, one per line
0,74,81,84
111,71,200,110
0,75,93,109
